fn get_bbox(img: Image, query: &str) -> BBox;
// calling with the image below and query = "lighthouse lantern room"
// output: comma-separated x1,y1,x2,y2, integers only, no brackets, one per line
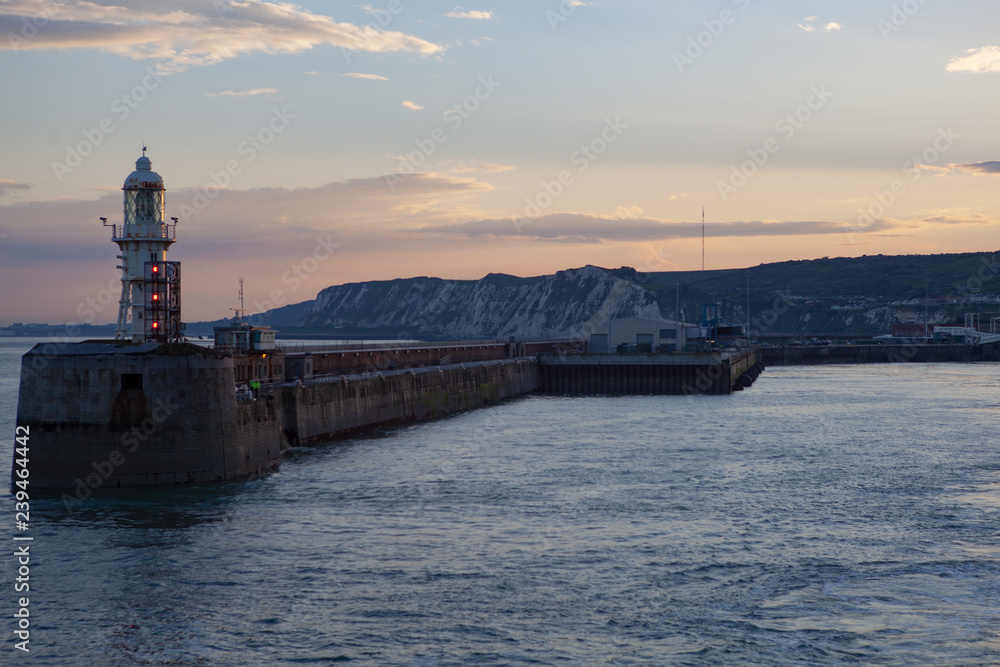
104,149,183,343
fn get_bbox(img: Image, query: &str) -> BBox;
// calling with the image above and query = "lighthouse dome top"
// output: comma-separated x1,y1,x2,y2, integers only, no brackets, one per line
123,150,164,190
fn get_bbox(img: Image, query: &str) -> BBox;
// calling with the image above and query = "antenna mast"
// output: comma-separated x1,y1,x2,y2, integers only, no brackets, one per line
230,277,246,324
701,207,705,271
747,269,751,347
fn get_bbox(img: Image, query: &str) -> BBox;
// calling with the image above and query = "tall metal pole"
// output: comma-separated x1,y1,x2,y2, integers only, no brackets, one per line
675,282,680,351
711,291,717,348
675,283,679,324
925,278,929,339
701,207,705,271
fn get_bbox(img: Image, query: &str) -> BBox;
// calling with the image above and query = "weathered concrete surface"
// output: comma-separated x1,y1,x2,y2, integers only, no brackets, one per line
286,339,581,377
15,342,542,490
758,344,995,366
537,351,757,395
15,342,285,491
279,358,540,445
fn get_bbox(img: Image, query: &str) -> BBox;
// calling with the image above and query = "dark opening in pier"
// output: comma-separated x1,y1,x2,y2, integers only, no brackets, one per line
121,373,142,391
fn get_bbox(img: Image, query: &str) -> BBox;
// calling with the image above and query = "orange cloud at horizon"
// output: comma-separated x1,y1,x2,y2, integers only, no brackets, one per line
1,165,998,325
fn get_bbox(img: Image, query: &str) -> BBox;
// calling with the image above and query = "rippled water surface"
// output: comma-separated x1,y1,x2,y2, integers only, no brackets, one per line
2,338,999,665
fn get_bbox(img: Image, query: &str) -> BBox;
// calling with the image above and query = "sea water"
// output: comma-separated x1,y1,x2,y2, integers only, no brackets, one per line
1,338,998,665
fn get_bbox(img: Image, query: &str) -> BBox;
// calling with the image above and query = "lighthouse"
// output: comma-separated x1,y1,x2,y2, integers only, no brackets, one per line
104,149,183,343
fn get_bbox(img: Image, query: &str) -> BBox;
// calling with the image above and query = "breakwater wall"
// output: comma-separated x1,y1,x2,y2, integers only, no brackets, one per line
18,344,539,490
537,350,758,395
759,344,999,366
284,339,583,376
277,358,539,445
19,340,764,492
17,342,285,492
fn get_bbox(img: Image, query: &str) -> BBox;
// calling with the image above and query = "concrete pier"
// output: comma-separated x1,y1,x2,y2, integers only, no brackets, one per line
16,339,761,492
758,344,999,366
278,358,539,445
17,341,285,490
537,350,758,395
16,345,540,489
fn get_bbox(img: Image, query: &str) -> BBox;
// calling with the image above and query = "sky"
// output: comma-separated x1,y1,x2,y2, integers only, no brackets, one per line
1,0,999,325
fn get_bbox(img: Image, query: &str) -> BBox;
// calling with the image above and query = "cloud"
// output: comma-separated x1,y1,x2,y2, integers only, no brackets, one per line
445,10,495,20
797,16,817,31
4,169,995,323
950,161,1000,175
205,87,278,97
909,164,953,176
918,213,994,225
798,17,842,32
1,172,495,252
473,162,514,173
401,100,424,110
286,224,326,234
342,72,389,81
0,171,501,322
0,0,443,73
166,173,493,233
615,206,644,218
946,46,1000,73
900,161,1000,178
408,213,880,243
0,178,30,196
0,172,495,261
442,160,516,174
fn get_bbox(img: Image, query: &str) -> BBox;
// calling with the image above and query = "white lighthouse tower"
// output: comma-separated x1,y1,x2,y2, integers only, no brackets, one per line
104,149,183,343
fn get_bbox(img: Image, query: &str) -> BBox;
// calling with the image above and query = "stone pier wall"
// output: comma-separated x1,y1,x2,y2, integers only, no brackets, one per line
16,342,284,491
279,358,540,445
537,351,758,395
758,344,991,366
21,343,763,491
